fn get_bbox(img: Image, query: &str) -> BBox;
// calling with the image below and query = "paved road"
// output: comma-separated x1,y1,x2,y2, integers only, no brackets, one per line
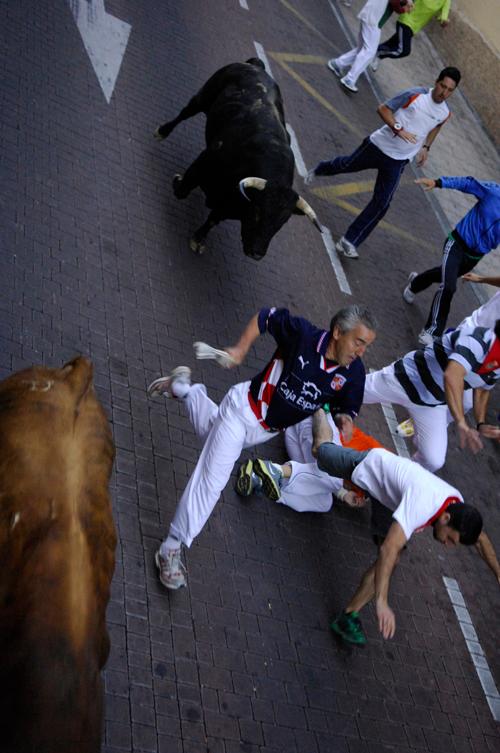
1,1,499,752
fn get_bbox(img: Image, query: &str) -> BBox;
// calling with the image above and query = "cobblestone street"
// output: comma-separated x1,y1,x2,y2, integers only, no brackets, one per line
1,1,499,752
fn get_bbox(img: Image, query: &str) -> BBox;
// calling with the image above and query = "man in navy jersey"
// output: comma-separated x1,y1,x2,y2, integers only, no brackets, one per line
147,305,377,590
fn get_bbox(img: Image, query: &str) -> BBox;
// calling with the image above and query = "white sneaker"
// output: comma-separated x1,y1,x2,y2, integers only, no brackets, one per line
155,549,187,590
304,168,316,186
335,236,359,259
395,418,415,437
327,59,343,78
402,272,418,304
148,366,191,398
370,57,380,72
340,76,358,93
418,329,434,347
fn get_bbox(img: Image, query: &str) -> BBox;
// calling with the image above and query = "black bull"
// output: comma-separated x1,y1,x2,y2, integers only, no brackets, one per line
155,58,322,260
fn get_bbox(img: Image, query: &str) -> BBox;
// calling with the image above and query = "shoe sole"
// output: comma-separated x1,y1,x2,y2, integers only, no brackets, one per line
154,551,187,590
335,243,359,259
235,459,254,497
330,619,366,646
327,61,342,78
148,366,191,397
340,81,358,93
253,459,281,501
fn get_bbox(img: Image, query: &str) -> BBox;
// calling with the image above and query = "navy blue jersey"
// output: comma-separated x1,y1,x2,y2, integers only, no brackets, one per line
248,308,366,431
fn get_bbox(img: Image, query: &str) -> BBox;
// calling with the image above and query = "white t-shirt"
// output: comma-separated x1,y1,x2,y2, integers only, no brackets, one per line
458,291,500,331
370,88,450,161
358,0,389,26
351,449,463,540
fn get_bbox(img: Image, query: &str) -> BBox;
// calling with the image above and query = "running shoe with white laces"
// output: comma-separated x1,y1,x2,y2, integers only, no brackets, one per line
304,168,316,186
147,366,191,398
335,236,359,259
402,271,418,304
155,548,187,590
340,76,358,93
327,59,344,78
418,328,434,347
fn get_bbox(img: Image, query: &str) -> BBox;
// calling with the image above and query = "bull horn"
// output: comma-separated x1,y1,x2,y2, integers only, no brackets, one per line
296,196,323,233
239,177,268,201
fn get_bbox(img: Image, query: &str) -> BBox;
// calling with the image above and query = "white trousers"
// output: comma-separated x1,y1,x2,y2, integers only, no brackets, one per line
278,415,343,513
168,381,277,547
363,366,450,472
334,21,381,85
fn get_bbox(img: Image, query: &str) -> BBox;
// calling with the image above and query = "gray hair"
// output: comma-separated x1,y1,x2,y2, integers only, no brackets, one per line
329,305,377,334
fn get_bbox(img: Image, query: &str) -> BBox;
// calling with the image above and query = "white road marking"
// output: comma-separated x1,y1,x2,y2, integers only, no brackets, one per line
68,0,131,103
253,40,352,296
368,369,410,457
286,123,307,178
443,577,500,721
319,226,351,295
239,0,249,9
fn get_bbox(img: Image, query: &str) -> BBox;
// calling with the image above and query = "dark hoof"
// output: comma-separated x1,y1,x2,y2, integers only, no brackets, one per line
190,238,206,255
173,174,184,198
244,251,265,261
153,127,165,141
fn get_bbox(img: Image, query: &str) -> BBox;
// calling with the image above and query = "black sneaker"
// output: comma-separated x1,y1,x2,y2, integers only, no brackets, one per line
331,611,367,645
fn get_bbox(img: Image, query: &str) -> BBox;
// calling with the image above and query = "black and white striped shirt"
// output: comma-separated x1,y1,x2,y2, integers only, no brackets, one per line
394,327,500,407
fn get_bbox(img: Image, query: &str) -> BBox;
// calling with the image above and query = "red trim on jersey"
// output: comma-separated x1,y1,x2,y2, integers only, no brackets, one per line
402,92,422,108
248,390,273,431
416,496,462,532
478,338,500,374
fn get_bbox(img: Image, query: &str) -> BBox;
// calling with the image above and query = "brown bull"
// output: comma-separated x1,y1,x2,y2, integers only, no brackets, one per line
0,357,116,753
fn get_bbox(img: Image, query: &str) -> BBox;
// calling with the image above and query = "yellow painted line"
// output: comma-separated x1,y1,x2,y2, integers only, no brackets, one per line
314,181,376,197
311,186,432,250
269,53,363,139
278,0,339,51
270,52,327,64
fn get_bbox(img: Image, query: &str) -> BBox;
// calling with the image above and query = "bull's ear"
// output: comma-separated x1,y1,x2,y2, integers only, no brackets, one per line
61,356,94,405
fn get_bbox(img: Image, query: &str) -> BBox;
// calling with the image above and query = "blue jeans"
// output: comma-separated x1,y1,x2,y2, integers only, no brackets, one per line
316,443,369,480
315,137,408,248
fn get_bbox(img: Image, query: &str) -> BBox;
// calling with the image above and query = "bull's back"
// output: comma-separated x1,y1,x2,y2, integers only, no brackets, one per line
0,360,116,753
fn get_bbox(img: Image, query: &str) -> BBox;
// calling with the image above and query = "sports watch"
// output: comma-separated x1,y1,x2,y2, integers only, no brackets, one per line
392,121,403,133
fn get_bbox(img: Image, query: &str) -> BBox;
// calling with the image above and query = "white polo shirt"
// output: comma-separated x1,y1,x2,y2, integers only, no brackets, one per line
351,449,463,540
370,88,450,161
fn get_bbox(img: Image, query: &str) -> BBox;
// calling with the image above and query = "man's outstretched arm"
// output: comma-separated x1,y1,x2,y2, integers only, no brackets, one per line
475,532,500,585
374,522,408,639
224,314,261,366
444,360,483,453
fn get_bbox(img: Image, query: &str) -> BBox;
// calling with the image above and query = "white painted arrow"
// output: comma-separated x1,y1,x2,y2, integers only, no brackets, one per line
68,0,131,103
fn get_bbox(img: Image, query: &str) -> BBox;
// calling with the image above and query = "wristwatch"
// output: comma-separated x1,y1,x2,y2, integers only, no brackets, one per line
392,121,403,133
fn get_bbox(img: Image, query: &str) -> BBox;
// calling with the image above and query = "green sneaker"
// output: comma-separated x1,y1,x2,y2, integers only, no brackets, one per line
331,611,366,645
252,459,283,501
236,459,254,497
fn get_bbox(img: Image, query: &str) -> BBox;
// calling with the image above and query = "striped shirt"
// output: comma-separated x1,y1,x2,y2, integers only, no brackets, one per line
393,326,500,407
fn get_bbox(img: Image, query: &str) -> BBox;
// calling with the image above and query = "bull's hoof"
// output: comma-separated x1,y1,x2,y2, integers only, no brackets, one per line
173,174,185,198
190,238,206,255
153,127,165,141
